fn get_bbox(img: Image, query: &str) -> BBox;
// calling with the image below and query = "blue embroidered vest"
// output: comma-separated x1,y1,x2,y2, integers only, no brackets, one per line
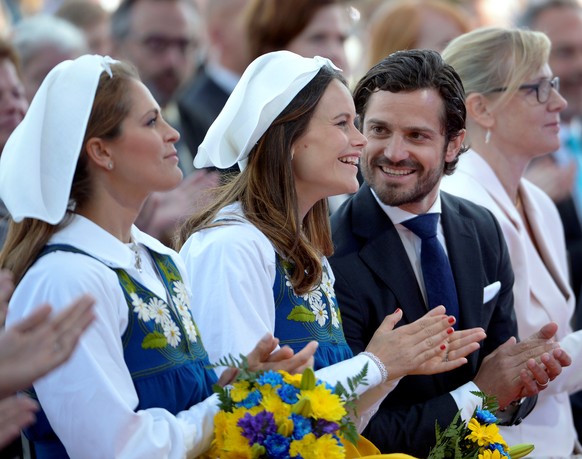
24,244,217,458
272,255,353,370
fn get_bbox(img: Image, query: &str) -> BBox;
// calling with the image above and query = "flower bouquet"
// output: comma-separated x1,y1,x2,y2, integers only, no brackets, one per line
427,392,535,459
201,355,368,459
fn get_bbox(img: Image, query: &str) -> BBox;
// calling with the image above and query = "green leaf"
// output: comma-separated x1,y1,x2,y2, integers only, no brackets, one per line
287,306,316,322
141,331,167,349
300,367,316,390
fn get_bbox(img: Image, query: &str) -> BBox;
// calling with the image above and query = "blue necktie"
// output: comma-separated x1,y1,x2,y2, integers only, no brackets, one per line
402,213,460,324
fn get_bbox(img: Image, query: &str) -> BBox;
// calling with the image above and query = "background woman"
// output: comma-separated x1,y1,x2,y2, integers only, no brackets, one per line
442,27,582,455
0,54,315,458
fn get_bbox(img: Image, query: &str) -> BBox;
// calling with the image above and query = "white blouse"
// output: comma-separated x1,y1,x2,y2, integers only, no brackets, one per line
6,214,218,459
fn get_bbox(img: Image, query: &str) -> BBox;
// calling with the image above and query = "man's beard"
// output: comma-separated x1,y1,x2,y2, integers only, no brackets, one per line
361,155,445,207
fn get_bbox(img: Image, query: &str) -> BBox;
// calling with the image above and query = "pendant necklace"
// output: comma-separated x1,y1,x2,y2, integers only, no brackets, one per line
129,241,143,273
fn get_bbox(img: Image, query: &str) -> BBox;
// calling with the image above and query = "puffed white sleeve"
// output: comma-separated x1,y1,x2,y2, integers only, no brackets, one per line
6,252,219,459
180,220,277,374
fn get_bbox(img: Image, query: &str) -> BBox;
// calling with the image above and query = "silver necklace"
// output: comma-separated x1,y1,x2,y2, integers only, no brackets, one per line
129,242,143,273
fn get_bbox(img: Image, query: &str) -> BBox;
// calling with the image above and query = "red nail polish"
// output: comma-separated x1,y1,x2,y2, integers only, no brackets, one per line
440,344,446,350
448,317,455,324
395,308,401,314
447,328,454,335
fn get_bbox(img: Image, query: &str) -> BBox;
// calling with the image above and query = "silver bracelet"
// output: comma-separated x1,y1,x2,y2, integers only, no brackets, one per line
360,351,388,384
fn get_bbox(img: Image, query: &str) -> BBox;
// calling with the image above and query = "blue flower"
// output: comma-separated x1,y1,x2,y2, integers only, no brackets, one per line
487,443,510,458
475,408,497,424
238,411,277,445
290,413,312,440
278,383,300,404
264,433,291,458
257,370,284,387
238,389,263,409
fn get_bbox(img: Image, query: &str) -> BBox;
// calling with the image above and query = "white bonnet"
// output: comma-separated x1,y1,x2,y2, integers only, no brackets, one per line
194,50,339,171
0,54,117,224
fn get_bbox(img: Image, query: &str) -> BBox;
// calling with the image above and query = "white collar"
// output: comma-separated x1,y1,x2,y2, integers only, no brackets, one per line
370,188,442,225
50,214,177,270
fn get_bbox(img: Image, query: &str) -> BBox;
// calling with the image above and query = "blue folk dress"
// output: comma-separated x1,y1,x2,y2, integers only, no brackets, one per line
25,244,217,458
273,254,353,370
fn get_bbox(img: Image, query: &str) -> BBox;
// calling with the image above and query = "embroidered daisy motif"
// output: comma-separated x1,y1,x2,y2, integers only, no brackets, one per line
130,292,151,321
310,297,329,327
320,269,335,299
172,281,189,305
175,300,194,323
163,320,182,347
184,318,198,343
149,298,171,326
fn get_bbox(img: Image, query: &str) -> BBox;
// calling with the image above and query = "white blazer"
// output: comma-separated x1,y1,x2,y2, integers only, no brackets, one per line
442,150,582,456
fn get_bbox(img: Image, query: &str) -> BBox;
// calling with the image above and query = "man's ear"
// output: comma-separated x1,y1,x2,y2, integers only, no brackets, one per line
445,129,466,163
466,92,494,129
85,138,114,171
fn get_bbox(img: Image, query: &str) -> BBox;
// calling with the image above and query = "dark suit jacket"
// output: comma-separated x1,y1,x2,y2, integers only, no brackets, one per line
329,184,518,455
177,65,230,157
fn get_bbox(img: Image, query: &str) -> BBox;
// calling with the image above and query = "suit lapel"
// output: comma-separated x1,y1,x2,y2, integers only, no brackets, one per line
351,185,428,324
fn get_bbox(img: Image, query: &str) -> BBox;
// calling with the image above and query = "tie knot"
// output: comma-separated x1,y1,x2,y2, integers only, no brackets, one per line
402,213,439,240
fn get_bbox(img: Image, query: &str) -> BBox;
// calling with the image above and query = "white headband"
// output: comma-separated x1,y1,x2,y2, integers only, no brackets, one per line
194,50,339,171
0,54,117,224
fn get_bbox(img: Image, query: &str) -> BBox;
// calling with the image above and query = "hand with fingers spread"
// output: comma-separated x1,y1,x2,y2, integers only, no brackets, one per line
0,294,95,398
0,395,39,449
473,322,570,408
364,306,485,381
246,333,318,375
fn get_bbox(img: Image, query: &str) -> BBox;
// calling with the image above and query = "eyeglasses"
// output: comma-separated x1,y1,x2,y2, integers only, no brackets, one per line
487,76,560,104
137,35,197,56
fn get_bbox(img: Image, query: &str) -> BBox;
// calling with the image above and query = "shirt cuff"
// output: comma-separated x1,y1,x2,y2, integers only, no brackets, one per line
449,381,482,422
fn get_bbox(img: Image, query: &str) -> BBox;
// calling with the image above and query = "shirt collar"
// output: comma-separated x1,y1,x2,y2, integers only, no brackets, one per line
50,214,177,269
370,187,442,224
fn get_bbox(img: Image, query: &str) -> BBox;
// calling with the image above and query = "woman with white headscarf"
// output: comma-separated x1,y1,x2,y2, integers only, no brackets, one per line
177,50,487,433
0,54,317,458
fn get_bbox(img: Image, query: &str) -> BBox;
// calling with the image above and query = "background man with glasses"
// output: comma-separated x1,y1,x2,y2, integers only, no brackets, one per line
110,0,220,245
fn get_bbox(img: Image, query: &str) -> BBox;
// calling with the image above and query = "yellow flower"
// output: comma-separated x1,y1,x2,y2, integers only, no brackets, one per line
261,388,292,423
465,418,507,448
298,384,346,422
231,380,251,403
478,448,504,459
212,408,252,456
290,433,318,458
289,433,344,459
282,371,303,388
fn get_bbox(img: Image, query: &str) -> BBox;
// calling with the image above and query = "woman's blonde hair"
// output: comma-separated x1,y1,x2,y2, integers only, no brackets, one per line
442,26,551,109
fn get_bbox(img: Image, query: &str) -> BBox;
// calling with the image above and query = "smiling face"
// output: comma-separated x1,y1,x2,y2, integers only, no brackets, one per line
360,88,463,214
487,64,566,160
291,79,366,215
104,79,183,199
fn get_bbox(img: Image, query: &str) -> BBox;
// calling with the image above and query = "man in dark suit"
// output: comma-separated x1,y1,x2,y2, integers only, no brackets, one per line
177,0,250,176
330,49,571,455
